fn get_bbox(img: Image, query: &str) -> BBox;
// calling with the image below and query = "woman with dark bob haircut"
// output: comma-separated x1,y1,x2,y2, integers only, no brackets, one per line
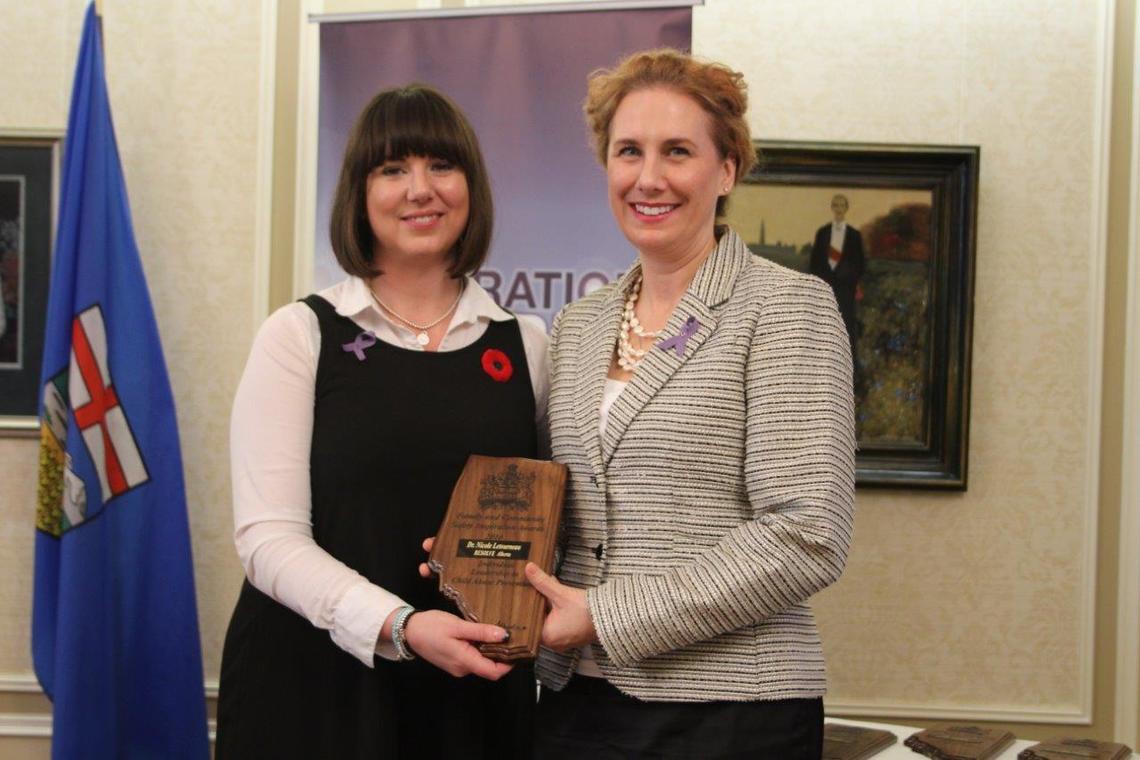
525,49,855,758
216,84,546,759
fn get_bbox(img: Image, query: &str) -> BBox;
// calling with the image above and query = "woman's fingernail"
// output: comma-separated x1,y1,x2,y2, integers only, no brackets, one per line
501,630,511,642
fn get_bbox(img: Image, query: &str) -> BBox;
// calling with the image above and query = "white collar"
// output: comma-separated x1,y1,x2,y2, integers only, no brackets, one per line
335,275,512,326
335,275,379,319
451,276,514,326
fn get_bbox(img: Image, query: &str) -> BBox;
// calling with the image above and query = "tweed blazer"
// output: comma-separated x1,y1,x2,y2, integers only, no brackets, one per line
535,229,856,702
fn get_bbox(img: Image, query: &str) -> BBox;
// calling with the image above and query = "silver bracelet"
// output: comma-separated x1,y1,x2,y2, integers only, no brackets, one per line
390,605,416,661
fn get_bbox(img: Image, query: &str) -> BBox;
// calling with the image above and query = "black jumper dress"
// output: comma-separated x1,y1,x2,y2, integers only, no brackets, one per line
216,295,537,759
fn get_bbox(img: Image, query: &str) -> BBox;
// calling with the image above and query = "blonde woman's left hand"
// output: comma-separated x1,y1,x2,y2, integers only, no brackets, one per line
525,562,597,651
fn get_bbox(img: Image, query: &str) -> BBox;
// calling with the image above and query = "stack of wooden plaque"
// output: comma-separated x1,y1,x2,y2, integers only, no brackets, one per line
1018,737,1134,760
823,723,897,760
428,455,567,662
904,724,1016,760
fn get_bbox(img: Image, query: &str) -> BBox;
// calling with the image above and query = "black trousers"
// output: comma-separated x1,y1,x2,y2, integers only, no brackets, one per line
536,676,823,760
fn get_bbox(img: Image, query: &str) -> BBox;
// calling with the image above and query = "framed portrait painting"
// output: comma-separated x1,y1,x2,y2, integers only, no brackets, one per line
0,133,59,434
726,142,979,489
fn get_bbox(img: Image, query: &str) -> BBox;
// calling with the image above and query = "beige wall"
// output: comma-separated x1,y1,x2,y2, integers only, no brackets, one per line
1,0,1136,754
0,6,93,757
696,0,1134,742
0,0,264,755
704,0,1104,720
1111,0,1140,741
703,0,1137,742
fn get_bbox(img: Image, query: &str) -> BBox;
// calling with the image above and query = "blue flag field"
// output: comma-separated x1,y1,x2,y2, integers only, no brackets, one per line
33,4,209,758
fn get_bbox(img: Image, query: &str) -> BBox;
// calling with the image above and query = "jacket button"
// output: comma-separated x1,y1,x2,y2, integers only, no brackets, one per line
594,543,604,560
590,475,598,487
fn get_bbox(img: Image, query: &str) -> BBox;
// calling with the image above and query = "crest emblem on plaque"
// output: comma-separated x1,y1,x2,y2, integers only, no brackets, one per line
477,464,534,511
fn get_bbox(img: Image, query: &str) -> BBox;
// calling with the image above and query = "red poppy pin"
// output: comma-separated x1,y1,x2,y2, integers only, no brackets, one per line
481,348,513,382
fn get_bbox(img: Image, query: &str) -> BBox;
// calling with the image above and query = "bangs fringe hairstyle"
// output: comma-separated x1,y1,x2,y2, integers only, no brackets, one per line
583,49,757,218
329,84,493,279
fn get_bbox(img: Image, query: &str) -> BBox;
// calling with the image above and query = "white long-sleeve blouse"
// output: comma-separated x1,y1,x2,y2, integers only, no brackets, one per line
229,275,549,666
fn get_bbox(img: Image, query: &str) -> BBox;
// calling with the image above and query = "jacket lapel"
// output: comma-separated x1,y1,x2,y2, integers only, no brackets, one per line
601,231,750,465
573,269,631,482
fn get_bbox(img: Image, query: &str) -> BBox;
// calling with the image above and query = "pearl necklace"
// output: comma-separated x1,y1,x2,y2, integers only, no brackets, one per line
368,281,464,347
616,274,661,371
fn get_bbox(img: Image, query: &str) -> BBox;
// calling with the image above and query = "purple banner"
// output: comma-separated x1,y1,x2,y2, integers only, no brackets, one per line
316,7,692,327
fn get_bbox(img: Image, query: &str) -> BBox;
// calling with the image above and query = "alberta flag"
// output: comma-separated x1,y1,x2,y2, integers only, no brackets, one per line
33,5,209,758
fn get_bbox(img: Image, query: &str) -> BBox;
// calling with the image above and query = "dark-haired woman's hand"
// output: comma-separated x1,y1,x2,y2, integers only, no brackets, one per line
403,609,514,680
418,536,436,578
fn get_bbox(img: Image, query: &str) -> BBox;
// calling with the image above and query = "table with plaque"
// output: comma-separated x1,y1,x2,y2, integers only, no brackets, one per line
825,722,898,760
904,724,1016,760
824,719,1138,760
1018,737,1134,760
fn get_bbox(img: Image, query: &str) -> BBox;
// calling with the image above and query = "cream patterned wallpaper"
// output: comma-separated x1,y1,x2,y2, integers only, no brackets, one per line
693,0,1102,716
0,2,74,705
0,0,1118,747
0,0,262,690
0,2,76,128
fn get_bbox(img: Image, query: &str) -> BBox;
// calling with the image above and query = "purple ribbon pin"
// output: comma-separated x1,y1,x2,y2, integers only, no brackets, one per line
342,330,377,361
656,316,700,358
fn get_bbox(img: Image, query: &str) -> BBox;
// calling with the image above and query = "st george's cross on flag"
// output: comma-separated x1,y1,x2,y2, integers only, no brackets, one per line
32,4,209,758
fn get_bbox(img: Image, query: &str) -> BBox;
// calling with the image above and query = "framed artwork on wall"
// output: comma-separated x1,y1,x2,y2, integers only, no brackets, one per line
726,141,979,489
0,133,60,435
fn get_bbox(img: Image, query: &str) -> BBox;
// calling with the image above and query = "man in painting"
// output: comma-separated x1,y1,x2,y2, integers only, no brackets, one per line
810,193,864,367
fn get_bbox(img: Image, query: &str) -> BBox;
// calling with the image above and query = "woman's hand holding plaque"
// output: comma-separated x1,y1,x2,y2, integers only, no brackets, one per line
424,455,567,662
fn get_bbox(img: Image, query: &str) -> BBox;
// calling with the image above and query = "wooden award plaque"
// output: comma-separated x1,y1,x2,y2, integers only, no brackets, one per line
428,455,568,662
823,723,897,760
904,725,1016,760
1018,737,1133,760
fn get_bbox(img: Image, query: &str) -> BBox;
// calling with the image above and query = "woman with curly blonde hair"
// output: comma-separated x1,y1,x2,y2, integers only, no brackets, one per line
526,49,856,758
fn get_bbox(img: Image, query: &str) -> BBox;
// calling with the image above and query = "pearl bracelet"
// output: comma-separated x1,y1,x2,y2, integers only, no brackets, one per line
391,605,416,661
